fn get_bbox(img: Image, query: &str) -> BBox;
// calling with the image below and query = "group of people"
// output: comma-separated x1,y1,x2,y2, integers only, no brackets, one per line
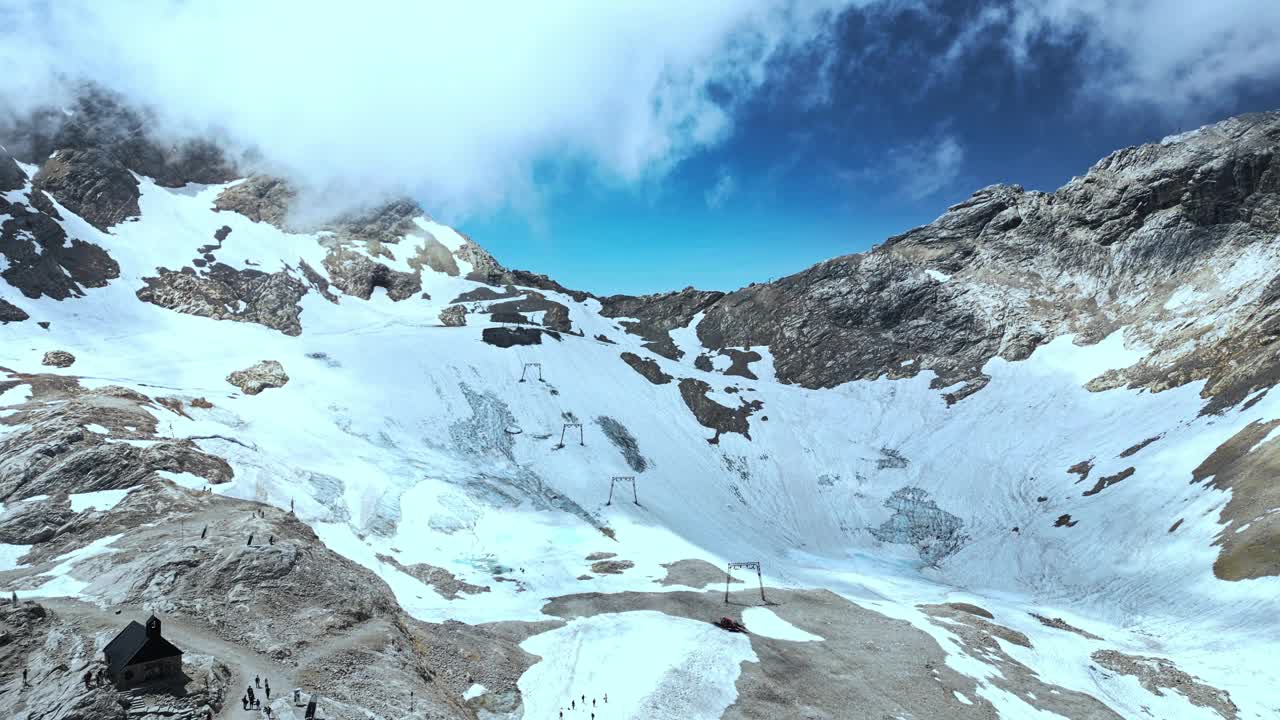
242,674,271,712
242,674,320,718
80,667,110,689
559,692,607,719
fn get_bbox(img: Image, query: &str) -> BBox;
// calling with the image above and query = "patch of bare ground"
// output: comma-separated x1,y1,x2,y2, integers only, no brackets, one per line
1030,613,1104,640
535,582,1123,719
376,553,491,600
945,602,994,619
589,559,634,575
655,558,740,589
1188,419,1280,579
1091,650,1238,720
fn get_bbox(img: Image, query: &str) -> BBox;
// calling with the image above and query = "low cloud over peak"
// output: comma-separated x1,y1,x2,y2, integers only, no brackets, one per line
0,1,851,221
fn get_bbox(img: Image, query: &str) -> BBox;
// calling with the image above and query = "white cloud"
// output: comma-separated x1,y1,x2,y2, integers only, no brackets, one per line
705,170,738,209
889,134,965,201
999,0,1280,116
0,0,857,222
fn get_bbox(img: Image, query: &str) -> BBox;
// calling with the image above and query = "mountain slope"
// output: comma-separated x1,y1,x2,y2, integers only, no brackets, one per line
2,99,1278,720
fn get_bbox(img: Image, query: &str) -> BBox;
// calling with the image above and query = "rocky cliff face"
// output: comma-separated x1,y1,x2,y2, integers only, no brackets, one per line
599,113,1280,412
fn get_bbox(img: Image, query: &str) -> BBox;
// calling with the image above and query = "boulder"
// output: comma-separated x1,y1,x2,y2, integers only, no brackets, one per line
41,350,75,368
439,305,467,327
226,360,289,395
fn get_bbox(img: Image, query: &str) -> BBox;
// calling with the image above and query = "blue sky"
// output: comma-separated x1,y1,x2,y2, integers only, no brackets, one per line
9,0,1280,298
459,1,1280,295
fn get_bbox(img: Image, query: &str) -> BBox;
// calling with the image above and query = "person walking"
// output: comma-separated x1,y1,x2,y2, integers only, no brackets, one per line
242,695,248,710
255,674,261,688
604,693,608,703
571,699,575,710
265,680,271,701
22,668,28,686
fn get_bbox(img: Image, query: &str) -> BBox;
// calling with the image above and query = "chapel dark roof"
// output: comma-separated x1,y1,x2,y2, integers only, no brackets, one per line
103,617,183,674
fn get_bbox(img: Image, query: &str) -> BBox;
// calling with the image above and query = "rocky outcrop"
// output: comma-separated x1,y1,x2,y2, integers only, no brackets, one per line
226,360,289,395
481,327,558,348
41,350,75,368
214,175,294,227
32,148,140,231
136,264,307,336
678,378,762,443
1091,650,1238,720
326,198,421,247
322,247,421,301
684,113,1280,407
0,494,75,544
439,305,467,327
0,147,25,191
620,352,672,385
376,553,490,600
4,89,236,188
0,298,27,323
598,288,725,360
0,380,234,501
408,235,461,276
1,191,120,300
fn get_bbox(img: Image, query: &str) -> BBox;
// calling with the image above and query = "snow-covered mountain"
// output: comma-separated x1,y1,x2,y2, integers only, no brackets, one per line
1,95,1277,720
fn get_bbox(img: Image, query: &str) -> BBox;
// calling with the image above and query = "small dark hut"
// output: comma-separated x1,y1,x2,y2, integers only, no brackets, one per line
103,614,184,688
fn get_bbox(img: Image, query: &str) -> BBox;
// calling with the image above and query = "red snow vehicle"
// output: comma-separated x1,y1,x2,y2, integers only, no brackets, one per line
714,616,748,633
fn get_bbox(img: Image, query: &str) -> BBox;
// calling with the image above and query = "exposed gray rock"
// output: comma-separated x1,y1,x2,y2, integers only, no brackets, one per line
0,298,28,323
719,348,761,379
0,379,233,501
41,350,75,368
326,198,420,247
678,378,762,443
32,148,140,231
439,304,467,327
590,559,634,575
408,234,460,276
482,327,557,348
214,175,295,227
226,360,289,395
683,112,1280,408
1,193,120,300
485,290,576,333
0,494,75,544
322,247,421,301
137,264,307,336
1091,650,1238,719
376,553,490,600
598,288,724,359
0,147,25,191
3,89,236,187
